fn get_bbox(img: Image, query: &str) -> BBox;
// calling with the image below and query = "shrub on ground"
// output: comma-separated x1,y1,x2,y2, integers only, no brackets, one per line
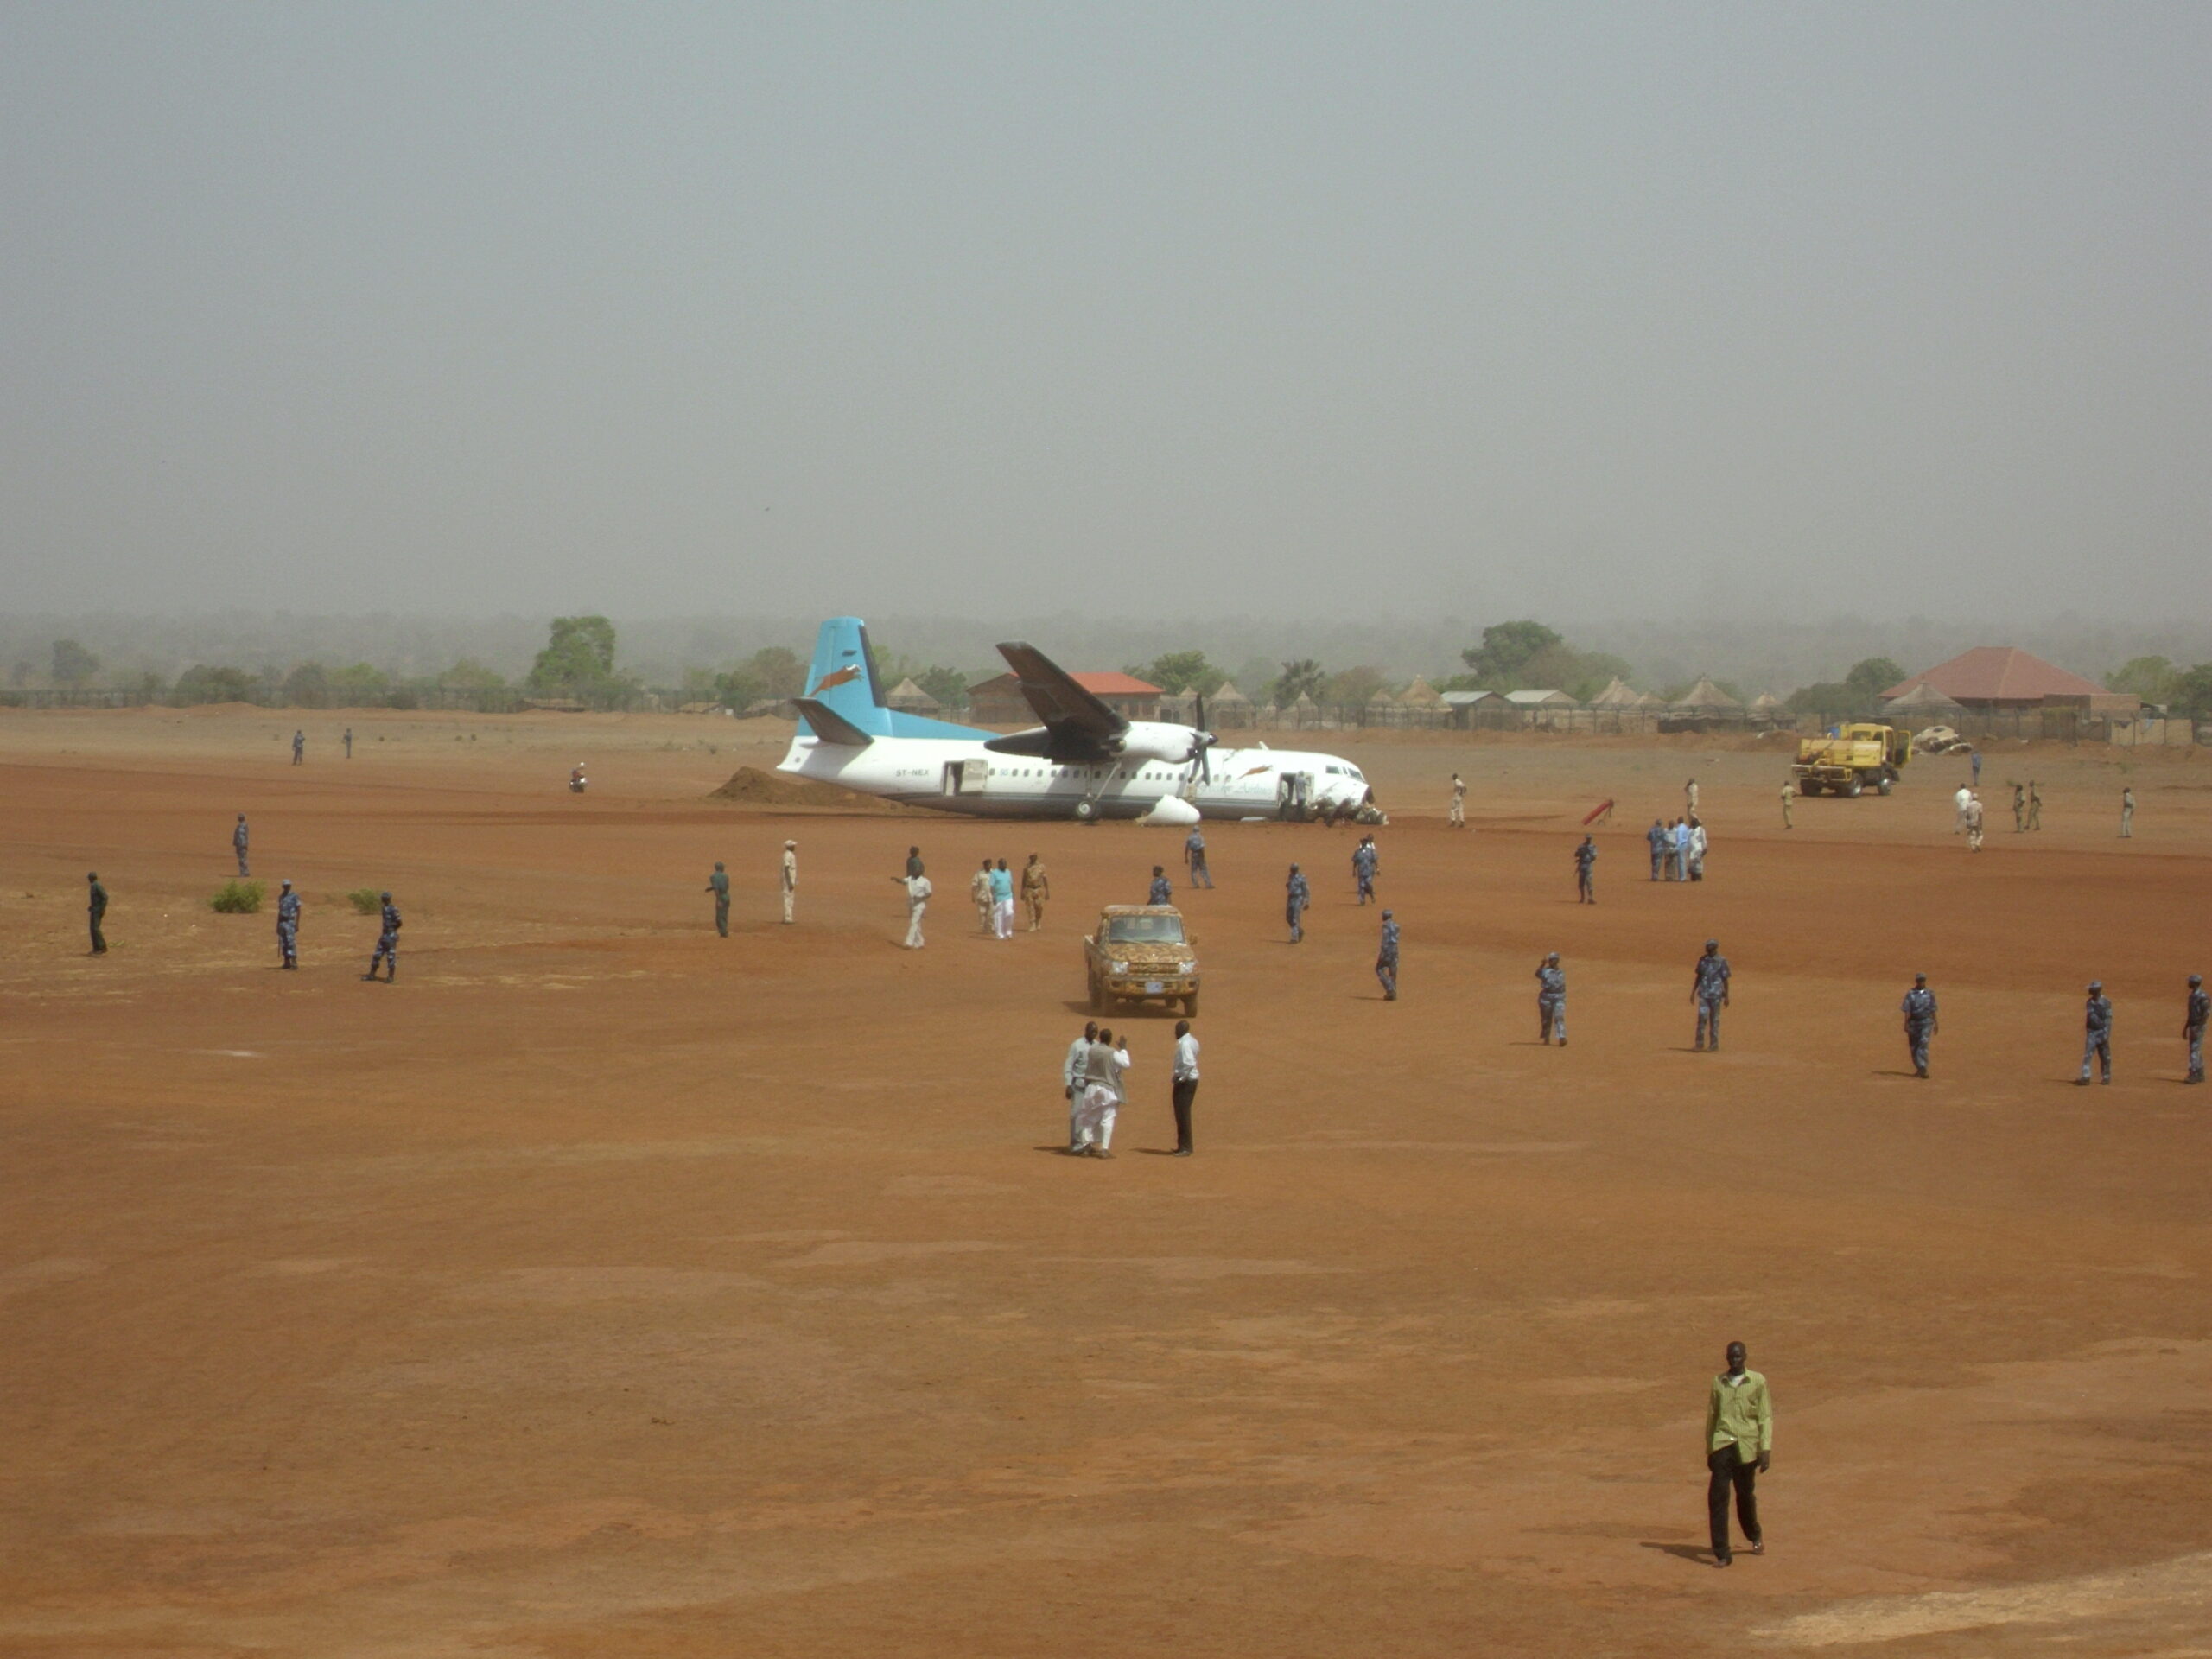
210,880,264,914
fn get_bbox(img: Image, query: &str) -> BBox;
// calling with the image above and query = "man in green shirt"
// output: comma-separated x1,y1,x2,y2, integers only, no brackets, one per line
706,862,730,937
1706,1340,1770,1566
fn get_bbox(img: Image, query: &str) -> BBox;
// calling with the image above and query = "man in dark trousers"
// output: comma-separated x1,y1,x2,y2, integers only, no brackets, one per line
276,879,301,969
1902,973,1938,1077
1148,865,1173,906
1184,826,1213,889
1573,835,1597,904
1706,1339,1771,1567
707,861,730,936
1169,1019,1199,1156
1375,909,1400,1001
233,814,251,876
2185,974,2207,1085
1693,939,1731,1052
2077,979,2113,1084
86,872,108,955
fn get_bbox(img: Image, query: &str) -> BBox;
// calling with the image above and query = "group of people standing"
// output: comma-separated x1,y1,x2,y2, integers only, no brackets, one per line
1062,1018,1199,1158
1646,816,1708,880
967,854,1052,938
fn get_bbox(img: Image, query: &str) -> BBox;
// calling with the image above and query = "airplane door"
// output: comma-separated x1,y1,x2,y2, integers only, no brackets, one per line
1276,772,1312,822
944,759,988,796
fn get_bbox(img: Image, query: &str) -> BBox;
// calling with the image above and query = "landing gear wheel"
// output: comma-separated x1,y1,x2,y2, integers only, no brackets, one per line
1075,800,1097,822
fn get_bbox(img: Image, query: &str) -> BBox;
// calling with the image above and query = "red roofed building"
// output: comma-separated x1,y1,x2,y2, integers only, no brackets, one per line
1882,648,2138,715
966,669,1162,725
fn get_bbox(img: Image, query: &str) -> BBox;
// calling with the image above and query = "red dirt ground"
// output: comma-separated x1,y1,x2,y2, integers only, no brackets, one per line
1,708,2208,1656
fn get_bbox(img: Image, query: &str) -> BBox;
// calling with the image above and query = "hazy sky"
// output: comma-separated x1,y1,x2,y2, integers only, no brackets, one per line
4,3,2206,622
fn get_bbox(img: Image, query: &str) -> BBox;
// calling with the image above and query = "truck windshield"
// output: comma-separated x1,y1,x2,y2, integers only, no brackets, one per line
1106,915,1185,944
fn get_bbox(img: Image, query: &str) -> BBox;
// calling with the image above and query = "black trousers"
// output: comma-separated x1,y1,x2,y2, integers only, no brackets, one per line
1171,1078,1198,1152
1707,1446,1760,1558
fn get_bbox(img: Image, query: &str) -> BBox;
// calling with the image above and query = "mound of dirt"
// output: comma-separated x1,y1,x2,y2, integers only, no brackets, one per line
707,766,913,813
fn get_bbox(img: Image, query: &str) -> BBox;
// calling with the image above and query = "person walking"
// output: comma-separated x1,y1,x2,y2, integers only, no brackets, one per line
1964,791,1985,853
895,868,932,949
1901,973,1937,1077
1448,772,1467,829
1685,777,1700,817
1064,1021,1098,1152
1693,938,1731,1052
1674,817,1693,883
2012,782,2025,832
1970,750,1983,789
1352,836,1379,906
1147,865,1173,906
1071,1027,1116,1157
344,726,353,759
990,857,1015,938
707,861,731,936
232,814,251,876
1953,782,1972,835
1169,1019,1199,1155
1021,853,1050,931
1573,835,1597,904
276,879,301,969
1285,863,1310,944
1375,909,1400,1001
1184,826,1213,889
291,729,305,766
1780,779,1794,830
2026,782,2043,830
363,892,400,982
1535,952,1566,1046
905,846,925,880
2120,787,2135,839
2077,980,2113,1084
1706,1340,1772,1567
780,841,798,924
1648,818,1668,879
86,871,108,955
1688,817,1707,881
971,858,995,934
2183,974,2207,1084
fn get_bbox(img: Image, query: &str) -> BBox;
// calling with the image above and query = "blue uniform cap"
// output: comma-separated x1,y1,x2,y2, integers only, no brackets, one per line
2088,980,2102,991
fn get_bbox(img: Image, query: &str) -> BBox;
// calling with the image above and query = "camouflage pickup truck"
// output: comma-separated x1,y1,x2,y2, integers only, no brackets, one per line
1084,905,1199,1017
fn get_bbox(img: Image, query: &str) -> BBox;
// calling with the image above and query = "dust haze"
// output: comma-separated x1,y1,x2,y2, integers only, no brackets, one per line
3,8,2207,632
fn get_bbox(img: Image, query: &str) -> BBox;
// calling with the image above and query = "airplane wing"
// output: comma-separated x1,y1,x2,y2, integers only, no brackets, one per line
995,643,1128,746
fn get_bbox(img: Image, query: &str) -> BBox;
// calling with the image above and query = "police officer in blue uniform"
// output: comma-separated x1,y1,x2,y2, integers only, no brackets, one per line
1647,819,1667,880
1536,952,1567,1046
1693,939,1731,1052
1351,837,1379,906
364,892,400,982
233,814,251,876
1285,864,1310,944
2184,975,2207,1084
1184,827,1213,889
1148,865,1173,906
1375,910,1400,1001
1574,836,1597,904
2077,980,2113,1084
276,879,301,969
1901,973,1937,1077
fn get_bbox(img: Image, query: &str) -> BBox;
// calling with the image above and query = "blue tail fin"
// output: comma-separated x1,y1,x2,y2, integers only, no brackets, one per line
798,618,987,741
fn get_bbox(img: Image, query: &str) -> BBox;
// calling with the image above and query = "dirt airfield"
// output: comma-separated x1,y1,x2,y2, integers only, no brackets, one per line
2,706,2209,1657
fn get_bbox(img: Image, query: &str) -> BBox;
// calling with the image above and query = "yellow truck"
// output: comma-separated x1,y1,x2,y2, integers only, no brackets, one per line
1084,905,1199,1016
1793,723,1912,797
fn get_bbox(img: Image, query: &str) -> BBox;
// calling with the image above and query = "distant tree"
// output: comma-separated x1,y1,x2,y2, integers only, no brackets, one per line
748,646,804,698
1785,681,1854,715
328,663,391,702
913,666,970,710
1275,658,1326,703
1325,665,1386,707
2168,663,2212,721
1138,651,1225,697
282,662,333,707
1461,620,1564,688
1230,658,1279,702
440,658,507,691
529,616,620,697
174,664,261,704
2107,655,2178,703
51,639,100,687
1842,657,1905,699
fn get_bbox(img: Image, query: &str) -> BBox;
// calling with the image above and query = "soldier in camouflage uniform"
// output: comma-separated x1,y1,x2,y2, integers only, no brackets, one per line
363,892,400,982
2184,974,2207,1085
276,879,301,969
1693,939,1731,1052
2076,980,2113,1084
1374,910,1399,1001
1535,952,1567,1046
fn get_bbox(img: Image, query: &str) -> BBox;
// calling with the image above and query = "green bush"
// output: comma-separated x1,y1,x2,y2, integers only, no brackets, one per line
346,888,381,914
210,880,264,914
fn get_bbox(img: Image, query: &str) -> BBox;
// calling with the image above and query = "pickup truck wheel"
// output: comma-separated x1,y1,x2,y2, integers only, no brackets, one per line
1183,993,1199,1017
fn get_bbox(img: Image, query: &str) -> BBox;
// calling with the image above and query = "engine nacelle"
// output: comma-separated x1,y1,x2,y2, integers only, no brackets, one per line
1110,721,1207,766
1140,795,1202,828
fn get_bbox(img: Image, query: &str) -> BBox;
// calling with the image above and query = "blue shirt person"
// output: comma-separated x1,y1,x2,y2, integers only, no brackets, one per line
1375,910,1400,1001
1147,866,1173,906
232,814,251,875
1901,976,1937,1077
365,893,401,982
1536,952,1567,1045
1285,864,1310,943
276,880,301,969
2184,975,2207,1084
1574,836,1597,904
1351,838,1379,905
1693,940,1731,1051
1647,820,1668,880
1184,828,1212,888
2077,981,2113,1084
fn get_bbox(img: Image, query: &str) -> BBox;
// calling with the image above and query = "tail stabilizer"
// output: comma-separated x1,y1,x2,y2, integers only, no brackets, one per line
797,618,988,741
791,698,873,747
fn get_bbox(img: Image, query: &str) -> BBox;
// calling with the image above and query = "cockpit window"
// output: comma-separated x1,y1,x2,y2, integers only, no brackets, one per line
1106,915,1185,944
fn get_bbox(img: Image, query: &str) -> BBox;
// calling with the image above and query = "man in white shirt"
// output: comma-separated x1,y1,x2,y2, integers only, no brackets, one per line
1170,1019,1199,1156
1688,817,1708,881
1954,783,1972,834
780,841,798,924
1063,1021,1097,1153
894,870,932,948
1072,1028,1123,1158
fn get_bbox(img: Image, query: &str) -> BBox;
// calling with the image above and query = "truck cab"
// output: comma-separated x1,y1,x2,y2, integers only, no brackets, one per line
1084,906,1199,1016
1793,723,1912,797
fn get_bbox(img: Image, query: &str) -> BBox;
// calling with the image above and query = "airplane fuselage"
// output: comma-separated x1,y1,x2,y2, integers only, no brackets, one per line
776,732,1373,821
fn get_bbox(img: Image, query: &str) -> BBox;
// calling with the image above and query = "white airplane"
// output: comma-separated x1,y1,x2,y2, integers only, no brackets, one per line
775,618,1378,824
